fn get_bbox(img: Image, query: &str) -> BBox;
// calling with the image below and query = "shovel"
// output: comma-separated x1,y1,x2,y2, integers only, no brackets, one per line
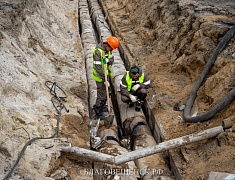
103,63,114,128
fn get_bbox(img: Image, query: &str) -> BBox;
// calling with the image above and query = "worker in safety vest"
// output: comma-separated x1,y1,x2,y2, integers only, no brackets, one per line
120,65,150,111
92,36,119,119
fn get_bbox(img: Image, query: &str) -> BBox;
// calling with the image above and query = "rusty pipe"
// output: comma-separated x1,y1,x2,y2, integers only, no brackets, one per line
61,126,223,165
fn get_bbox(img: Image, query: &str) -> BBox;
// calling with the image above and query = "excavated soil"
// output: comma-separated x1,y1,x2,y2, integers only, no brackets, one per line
101,0,235,179
0,0,235,179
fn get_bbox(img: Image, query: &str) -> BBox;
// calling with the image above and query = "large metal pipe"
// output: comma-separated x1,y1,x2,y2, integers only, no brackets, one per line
90,0,174,177
79,0,97,109
61,126,223,164
79,1,139,179
129,116,172,179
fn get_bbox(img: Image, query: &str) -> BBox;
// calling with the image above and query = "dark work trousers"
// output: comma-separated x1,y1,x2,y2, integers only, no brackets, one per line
121,87,147,103
95,81,107,107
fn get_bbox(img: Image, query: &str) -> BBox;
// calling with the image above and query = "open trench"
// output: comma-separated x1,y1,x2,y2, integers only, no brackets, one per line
1,0,235,179
68,0,225,179
48,1,234,179
79,0,173,179
2,0,227,179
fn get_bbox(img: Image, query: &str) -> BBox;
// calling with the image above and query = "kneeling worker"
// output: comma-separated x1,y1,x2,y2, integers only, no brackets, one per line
120,65,151,111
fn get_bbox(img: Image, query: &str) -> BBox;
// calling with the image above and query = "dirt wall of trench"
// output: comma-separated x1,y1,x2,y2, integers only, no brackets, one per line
100,0,235,179
1,0,235,179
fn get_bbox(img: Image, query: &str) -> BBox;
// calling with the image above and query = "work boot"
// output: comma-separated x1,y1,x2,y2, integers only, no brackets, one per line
102,105,108,112
135,101,143,112
93,105,105,120
128,101,134,108
135,106,141,112
101,100,108,112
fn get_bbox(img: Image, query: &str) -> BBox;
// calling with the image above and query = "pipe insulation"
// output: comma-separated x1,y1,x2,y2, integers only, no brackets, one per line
130,116,172,179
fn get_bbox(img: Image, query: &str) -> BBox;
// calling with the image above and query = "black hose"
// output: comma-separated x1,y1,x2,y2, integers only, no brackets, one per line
3,81,68,179
183,25,235,123
3,133,57,180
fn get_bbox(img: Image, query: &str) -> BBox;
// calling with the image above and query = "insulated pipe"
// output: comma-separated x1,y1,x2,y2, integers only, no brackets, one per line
61,126,224,164
89,0,172,177
98,126,119,145
83,0,119,129
80,0,118,138
94,126,139,179
79,0,97,109
79,1,138,179
87,0,126,71
130,116,172,179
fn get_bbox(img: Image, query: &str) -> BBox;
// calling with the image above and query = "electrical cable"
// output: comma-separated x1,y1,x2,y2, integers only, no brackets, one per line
3,81,68,180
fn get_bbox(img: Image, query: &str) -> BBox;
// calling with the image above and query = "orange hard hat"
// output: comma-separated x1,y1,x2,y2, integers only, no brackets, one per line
106,36,119,50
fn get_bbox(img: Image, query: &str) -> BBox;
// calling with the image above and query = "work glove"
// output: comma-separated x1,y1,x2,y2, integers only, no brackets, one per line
102,58,109,64
132,84,140,91
129,94,137,102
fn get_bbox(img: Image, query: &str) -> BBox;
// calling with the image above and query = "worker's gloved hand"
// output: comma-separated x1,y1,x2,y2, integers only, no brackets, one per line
129,94,137,102
102,58,109,64
104,81,110,87
132,84,140,91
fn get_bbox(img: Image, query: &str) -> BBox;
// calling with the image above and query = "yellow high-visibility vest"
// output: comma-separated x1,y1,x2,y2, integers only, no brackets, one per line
92,48,113,82
126,71,144,91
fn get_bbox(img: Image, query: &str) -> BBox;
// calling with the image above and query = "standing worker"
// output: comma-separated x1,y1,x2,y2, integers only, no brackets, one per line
92,36,119,119
120,65,151,111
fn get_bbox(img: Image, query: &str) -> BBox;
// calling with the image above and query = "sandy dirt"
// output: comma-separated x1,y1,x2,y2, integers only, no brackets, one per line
100,0,235,179
1,0,235,179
